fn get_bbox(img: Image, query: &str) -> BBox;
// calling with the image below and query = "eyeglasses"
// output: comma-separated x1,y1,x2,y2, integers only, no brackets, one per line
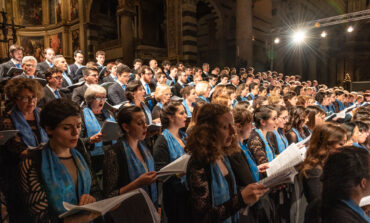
93,97,107,101
17,96,37,103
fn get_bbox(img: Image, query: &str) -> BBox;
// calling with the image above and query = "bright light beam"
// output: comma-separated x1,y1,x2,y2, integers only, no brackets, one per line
292,30,307,44
274,38,280,44
320,31,327,38
347,26,354,32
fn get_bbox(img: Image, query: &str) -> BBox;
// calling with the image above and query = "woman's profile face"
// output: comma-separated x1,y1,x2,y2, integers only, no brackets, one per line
16,88,37,114
161,90,171,104
123,111,147,141
278,110,289,129
47,116,81,149
171,105,187,129
187,89,197,103
134,86,145,102
217,112,235,147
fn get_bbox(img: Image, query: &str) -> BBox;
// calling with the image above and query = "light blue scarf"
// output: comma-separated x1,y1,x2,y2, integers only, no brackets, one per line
291,128,303,142
182,100,192,117
335,99,345,112
41,144,91,215
239,142,259,182
210,156,239,223
255,129,275,162
247,93,255,100
341,199,370,222
83,107,115,156
272,129,288,154
353,142,368,151
10,106,48,147
122,139,157,203
162,129,186,162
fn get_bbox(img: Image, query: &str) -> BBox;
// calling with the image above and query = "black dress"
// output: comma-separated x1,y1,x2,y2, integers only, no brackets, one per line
153,135,190,223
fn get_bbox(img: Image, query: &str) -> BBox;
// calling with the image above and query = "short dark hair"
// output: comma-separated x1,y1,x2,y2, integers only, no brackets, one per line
40,99,81,130
116,64,131,75
95,51,105,57
9,45,24,54
45,66,64,80
133,58,143,65
82,67,98,76
161,60,170,67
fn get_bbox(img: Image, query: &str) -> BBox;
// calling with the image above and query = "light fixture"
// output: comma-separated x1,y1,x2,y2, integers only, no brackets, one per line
292,30,306,44
274,38,280,44
320,31,327,38
347,26,354,33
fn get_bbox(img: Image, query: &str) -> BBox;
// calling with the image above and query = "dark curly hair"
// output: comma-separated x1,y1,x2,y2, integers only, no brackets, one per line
40,99,81,131
285,105,306,133
4,78,44,101
124,80,143,102
185,103,238,163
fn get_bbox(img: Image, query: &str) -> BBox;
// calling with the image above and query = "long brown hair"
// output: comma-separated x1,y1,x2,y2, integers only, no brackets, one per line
185,104,238,163
299,123,347,177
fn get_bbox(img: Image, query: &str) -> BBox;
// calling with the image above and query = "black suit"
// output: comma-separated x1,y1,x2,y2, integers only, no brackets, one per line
108,83,127,105
38,86,66,108
172,82,187,97
61,72,74,88
202,72,209,81
0,60,17,80
102,75,116,83
72,85,88,106
69,63,82,83
36,61,52,79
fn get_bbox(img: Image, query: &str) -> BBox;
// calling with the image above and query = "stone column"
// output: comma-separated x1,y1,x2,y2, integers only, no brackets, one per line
181,0,197,64
117,1,135,65
166,0,182,62
236,0,253,66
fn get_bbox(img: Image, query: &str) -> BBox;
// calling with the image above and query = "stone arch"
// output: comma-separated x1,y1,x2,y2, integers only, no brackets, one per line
197,0,222,38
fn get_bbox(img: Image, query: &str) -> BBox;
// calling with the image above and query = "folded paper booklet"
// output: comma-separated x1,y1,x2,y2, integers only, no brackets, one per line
157,154,191,177
59,188,159,221
101,121,122,141
259,167,297,188
0,130,19,145
266,142,306,177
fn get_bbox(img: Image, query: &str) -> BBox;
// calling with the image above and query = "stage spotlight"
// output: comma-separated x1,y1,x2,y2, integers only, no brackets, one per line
274,38,280,44
320,31,327,38
292,30,306,44
347,26,354,33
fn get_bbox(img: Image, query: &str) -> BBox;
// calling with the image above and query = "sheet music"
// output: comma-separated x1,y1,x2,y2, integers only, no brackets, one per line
360,196,370,207
157,154,190,177
259,167,297,188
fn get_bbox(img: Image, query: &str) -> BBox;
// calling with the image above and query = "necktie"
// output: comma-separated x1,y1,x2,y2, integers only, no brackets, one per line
49,63,53,67
145,84,150,94
54,90,60,99
62,72,73,86
28,76,34,79
15,64,21,68
122,85,126,91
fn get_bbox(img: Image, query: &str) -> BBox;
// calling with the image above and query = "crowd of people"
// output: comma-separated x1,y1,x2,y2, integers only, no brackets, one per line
0,44,369,223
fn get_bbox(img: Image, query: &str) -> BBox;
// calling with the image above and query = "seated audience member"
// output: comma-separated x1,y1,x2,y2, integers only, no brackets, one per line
195,81,211,103
185,103,268,222
102,62,118,83
152,85,171,120
80,84,116,179
305,147,370,223
153,101,189,222
36,48,55,78
247,105,277,165
72,67,99,106
181,86,196,118
103,105,157,202
125,80,153,125
267,105,289,155
38,67,67,108
299,123,347,204
0,78,47,222
19,99,100,222
285,106,310,144
107,64,131,105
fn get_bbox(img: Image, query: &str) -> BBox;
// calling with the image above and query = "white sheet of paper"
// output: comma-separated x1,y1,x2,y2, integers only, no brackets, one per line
157,154,191,177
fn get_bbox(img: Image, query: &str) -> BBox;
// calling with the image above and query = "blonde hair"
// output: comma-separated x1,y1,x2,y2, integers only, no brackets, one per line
154,85,171,101
195,81,210,96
